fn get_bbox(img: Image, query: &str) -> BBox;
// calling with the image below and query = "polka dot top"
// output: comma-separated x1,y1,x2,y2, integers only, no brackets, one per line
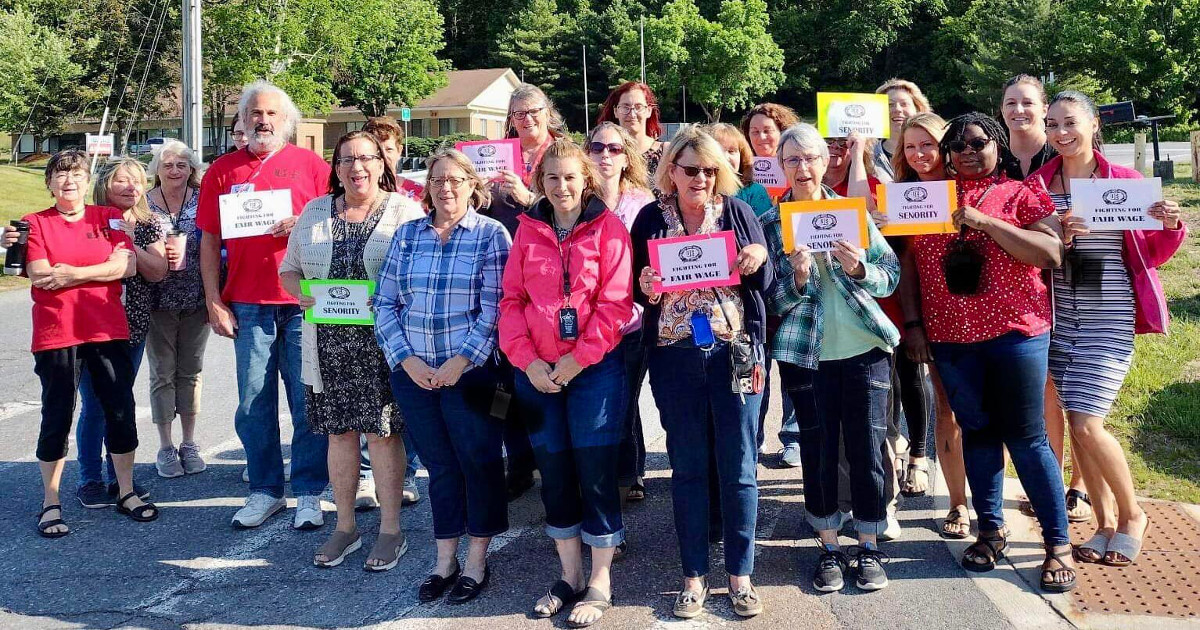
911,174,1056,343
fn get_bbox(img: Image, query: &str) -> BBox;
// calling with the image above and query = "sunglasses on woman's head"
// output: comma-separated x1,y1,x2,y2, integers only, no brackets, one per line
587,142,625,156
949,137,993,153
673,163,719,178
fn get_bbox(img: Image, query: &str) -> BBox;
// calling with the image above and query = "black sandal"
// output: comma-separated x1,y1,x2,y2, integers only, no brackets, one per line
115,492,159,522
1065,489,1093,523
37,504,68,538
1040,545,1078,593
962,529,1008,572
533,579,584,618
626,480,646,502
567,587,612,629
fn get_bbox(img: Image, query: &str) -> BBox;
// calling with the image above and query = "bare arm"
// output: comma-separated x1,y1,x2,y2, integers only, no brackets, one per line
28,251,135,290
200,230,238,338
135,239,168,282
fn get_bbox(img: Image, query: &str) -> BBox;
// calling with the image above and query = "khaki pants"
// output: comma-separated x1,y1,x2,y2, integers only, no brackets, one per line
146,307,210,424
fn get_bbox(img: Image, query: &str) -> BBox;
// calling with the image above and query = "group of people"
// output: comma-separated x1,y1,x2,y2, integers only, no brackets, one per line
17,72,1186,626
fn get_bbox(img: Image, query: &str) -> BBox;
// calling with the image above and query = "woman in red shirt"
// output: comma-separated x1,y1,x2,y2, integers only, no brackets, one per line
910,113,1076,592
24,150,160,538
499,140,633,627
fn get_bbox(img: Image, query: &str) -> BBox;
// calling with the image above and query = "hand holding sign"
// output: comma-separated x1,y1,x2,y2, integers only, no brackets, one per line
1071,178,1165,230
877,180,958,236
455,139,524,179
648,231,742,293
779,198,870,253
219,189,293,239
817,93,891,139
1146,199,1182,229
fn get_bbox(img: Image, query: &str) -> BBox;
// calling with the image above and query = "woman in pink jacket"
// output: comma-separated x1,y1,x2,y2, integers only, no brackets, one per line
499,139,634,628
1030,91,1185,569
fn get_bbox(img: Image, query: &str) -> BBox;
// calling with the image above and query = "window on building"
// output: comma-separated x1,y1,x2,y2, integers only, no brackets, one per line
439,118,452,136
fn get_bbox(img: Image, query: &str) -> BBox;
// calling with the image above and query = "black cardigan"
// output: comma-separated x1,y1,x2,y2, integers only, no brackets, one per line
630,195,774,346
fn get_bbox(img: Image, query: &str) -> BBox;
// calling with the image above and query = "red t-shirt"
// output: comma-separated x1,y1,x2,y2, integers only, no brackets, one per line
911,175,1055,343
831,175,881,205
196,143,331,304
24,205,134,352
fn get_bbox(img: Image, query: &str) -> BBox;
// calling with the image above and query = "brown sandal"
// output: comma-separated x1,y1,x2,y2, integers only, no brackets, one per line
941,506,970,539
1041,545,1077,592
314,530,361,568
364,532,408,572
962,529,1008,572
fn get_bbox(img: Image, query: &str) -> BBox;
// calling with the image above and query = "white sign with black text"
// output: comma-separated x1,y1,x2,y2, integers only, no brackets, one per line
1071,178,1163,231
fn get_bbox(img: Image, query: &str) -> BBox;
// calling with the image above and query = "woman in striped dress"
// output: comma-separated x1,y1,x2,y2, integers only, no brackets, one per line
1030,91,1186,568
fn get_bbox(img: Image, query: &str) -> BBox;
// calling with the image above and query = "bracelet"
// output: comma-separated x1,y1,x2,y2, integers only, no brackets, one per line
903,320,924,330
647,293,662,305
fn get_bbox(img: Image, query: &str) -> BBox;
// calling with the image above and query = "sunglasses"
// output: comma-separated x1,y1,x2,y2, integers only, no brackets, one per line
587,142,625,156
825,139,849,149
949,137,993,153
673,163,719,178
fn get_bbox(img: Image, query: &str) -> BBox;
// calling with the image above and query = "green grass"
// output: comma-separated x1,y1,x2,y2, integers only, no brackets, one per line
0,163,51,290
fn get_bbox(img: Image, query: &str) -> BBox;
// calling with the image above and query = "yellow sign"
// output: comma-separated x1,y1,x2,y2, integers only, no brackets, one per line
817,92,890,139
779,197,870,253
877,180,958,236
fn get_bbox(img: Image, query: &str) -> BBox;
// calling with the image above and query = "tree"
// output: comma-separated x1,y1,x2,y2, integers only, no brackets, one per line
329,0,451,117
612,0,784,121
0,6,84,154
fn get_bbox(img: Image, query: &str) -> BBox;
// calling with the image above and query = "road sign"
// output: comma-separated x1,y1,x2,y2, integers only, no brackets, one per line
85,133,115,155
400,107,411,122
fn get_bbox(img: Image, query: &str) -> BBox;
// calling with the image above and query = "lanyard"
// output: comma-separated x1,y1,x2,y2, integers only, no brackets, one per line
237,148,279,187
552,213,578,302
160,187,194,232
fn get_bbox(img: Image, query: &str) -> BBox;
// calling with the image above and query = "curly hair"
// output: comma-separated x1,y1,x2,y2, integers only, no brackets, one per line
941,112,1021,179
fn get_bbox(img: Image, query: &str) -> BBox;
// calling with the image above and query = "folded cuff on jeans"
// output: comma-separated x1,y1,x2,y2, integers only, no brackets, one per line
806,509,848,532
853,517,887,536
545,522,583,540
582,527,626,549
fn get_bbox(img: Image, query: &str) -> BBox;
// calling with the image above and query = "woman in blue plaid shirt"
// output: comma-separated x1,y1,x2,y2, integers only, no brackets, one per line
374,148,512,605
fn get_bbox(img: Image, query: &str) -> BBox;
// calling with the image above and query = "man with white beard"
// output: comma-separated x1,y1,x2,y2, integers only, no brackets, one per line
197,80,332,529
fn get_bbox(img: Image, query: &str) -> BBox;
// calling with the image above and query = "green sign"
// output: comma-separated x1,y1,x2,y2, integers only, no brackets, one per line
300,279,376,326
400,107,411,122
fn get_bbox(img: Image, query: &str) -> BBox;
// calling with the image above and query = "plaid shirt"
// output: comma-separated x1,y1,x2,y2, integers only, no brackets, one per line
762,189,900,369
374,209,511,370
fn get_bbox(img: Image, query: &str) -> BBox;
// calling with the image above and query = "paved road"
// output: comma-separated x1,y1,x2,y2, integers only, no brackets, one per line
0,287,1047,630
1105,142,1190,169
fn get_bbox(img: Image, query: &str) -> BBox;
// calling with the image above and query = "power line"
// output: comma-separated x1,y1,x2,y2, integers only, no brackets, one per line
124,0,170,149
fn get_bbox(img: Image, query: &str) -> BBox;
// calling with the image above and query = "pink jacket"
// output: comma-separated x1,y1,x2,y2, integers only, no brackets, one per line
499,196,634,370
1029,151,1187,334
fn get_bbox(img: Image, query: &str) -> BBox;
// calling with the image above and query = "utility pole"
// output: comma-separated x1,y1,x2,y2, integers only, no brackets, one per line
640,17,645,84
181,0,203,158
582,45,590,135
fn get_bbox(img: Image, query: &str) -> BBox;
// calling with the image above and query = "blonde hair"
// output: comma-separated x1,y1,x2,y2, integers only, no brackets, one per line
892,113,949,183
875,78,932,113
422,148,491,213
704,123,755,186
148,139,203,188
654,125,740,197
586,122,650,193
531,139,601,200
93,157,152,224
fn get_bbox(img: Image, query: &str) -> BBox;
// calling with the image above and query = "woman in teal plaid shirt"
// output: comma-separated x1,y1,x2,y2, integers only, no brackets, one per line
760,123,900,594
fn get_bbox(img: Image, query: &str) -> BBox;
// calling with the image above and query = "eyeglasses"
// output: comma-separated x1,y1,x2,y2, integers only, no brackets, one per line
334,154,382,167
616,104,649,115
51,170,89,183
673,163,718,178
510,106,546,121
428,176,467,189
824,139,848,149
948,137,993,153
587,142,625,156
781,155,824,169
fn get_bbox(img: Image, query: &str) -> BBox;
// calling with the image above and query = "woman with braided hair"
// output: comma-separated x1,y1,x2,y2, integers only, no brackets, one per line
907,112,1078,592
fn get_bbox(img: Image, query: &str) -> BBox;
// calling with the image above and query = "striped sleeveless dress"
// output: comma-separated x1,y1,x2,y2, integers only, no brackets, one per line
1047,193,1136,417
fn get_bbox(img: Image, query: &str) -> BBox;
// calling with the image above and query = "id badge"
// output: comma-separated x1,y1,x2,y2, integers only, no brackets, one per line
230,183,255,193
558,307,579,341
690,311,716,347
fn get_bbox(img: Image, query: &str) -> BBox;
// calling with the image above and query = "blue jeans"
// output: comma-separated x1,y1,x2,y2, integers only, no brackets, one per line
648,343,762,578
515,351,626,548
390,364,508,539
932,332,1069,546
757,358,799,450
76,339,145,488
780,349,891,534
230,303,327,498
617,330,649,486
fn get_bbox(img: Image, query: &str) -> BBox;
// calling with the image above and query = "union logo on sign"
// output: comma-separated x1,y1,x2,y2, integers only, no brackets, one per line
812,214,838,230
479,144,498,157
243,199,263,212
678,245,704,262
754,160,773,172
328,286,351,300
903,187,929,203
1102,189,1128,205
844,104,867,118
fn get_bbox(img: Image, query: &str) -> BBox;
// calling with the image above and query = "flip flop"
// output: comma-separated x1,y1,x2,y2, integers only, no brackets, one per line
567,587,612,628
37,504,68,539
901,461,929,497
364,532,408,572
314,530,362,568
533,579,584,618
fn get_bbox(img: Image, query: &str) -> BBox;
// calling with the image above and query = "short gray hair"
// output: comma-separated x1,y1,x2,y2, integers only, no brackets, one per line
777,123,828,160
237,79,300,141
148,139,204,188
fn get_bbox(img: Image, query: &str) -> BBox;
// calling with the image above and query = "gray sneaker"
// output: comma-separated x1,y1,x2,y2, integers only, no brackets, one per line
402,476,420,506
178,442,207,474
779,444,802,468
156,447,185,478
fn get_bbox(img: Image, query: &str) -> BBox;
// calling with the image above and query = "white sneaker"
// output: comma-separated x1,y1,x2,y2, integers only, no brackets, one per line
241,460,291,483
231,493,286,528
402,476,421,506
879,513,903,542
355,477,379,511
294,495,324,530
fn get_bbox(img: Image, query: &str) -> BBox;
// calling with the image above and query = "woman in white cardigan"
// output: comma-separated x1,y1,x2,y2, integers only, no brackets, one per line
280,131,424,571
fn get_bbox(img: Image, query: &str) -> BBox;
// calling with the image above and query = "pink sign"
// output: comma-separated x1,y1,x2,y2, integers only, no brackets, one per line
648,230,741,293
398,177,424,201
455,138,525,179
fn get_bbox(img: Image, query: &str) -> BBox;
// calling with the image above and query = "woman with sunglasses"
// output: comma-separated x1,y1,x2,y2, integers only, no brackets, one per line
597,82,665,181
1028,92,1185,567
630,126,772,619
585,123,656,507
909,112,1076,593
762,123,899,593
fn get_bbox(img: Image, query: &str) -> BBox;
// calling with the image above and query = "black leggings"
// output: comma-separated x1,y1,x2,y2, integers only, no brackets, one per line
892,351,933,459
34,340,138,462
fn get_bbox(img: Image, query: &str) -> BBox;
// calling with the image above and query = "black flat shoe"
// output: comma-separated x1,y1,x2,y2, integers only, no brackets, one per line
418,562,461,603
447,565,490,604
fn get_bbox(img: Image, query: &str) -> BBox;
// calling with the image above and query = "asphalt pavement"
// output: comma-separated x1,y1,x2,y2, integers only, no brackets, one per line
0,276,1051,629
